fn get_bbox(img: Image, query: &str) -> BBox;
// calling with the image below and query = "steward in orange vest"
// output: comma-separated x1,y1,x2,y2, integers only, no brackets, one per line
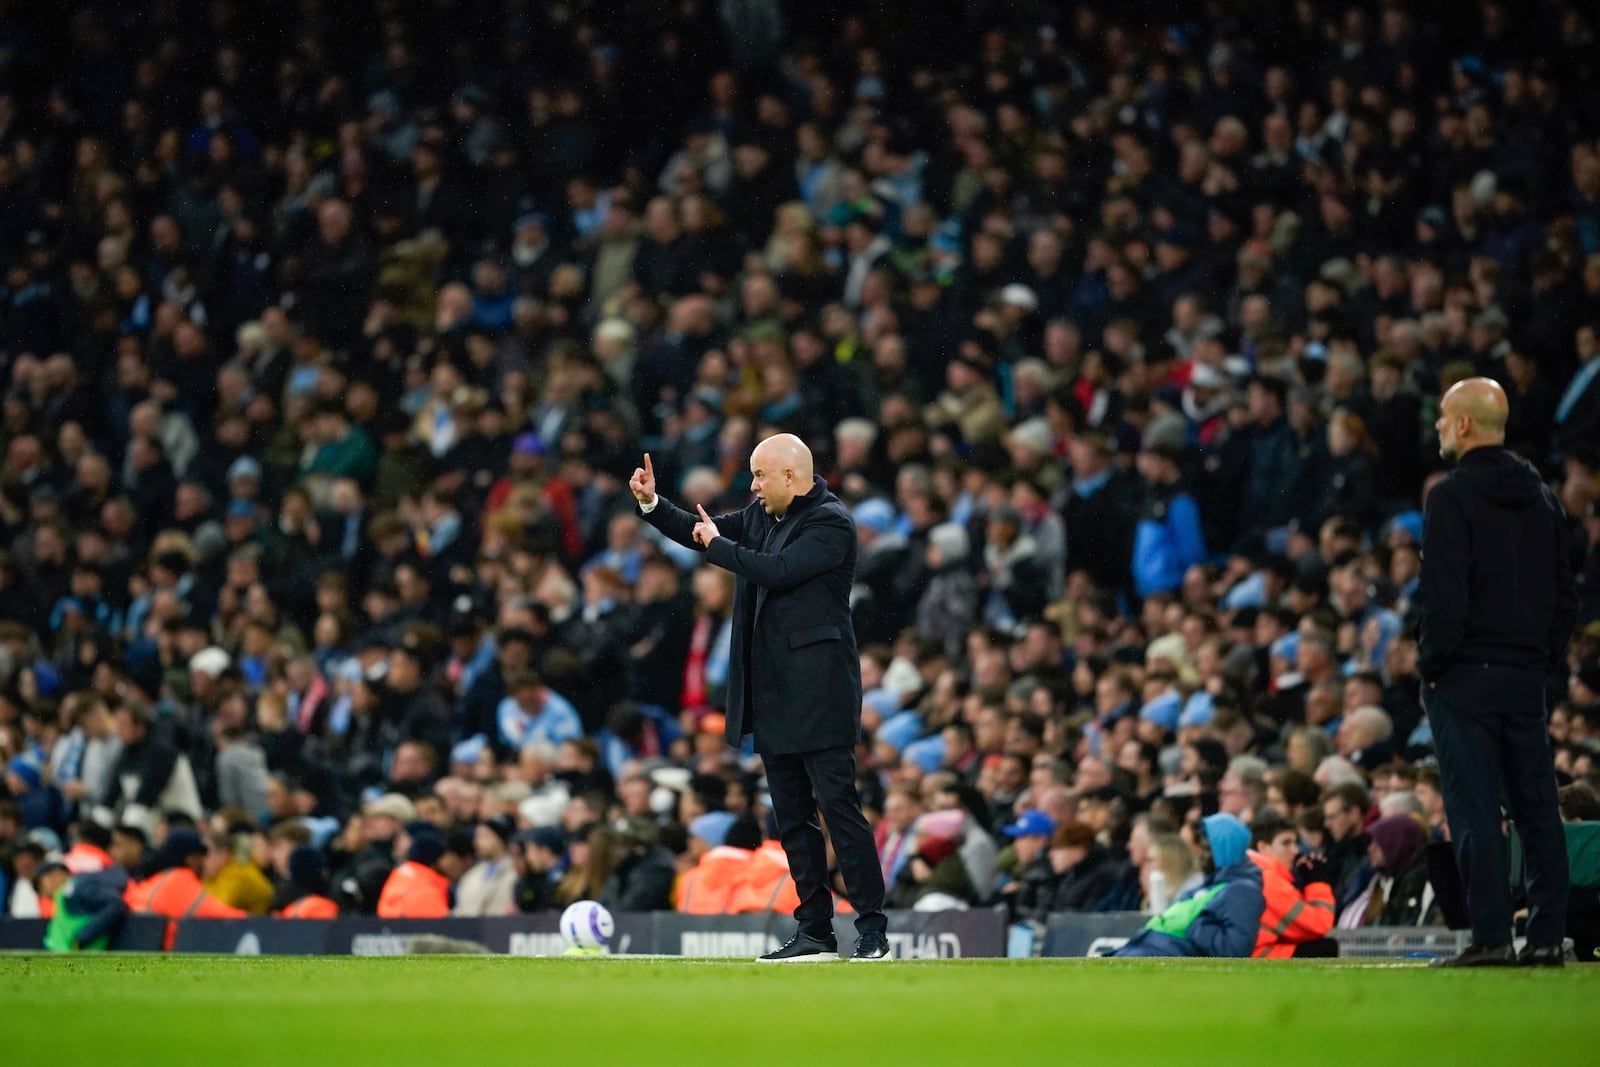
277,895,340,918
726,839,855,916
124,831,248,920
273,845,341,919
124,830,246,949
677,812,755,913
62,829,114,875
678,847,752,913
376,831,454,918
1249,817,1337,959
727,840,802,915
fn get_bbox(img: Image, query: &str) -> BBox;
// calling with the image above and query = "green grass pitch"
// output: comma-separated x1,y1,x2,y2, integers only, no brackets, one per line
1,956,1593,1066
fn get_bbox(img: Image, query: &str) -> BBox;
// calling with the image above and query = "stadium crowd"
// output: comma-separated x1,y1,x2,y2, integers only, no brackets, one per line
2,0,1600,956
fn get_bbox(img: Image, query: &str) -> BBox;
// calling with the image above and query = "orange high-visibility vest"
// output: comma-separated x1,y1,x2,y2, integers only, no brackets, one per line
676,847,754,914
63,843,113,875
726,841,801,915
125,867,248,951
724,841,857,916
274,895,340,919
1250,851,1336,958
376,862,451,918
125,868,248,920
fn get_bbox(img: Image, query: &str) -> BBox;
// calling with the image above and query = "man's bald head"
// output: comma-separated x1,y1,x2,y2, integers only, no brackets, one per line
1437,376,1508,461
749,433,815,515
752,433,813,479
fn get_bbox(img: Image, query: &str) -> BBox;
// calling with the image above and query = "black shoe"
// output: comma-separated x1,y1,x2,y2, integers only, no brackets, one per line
1430,943,1517,968
757,930,839,963
1516,942,1571,968
850,931,891,962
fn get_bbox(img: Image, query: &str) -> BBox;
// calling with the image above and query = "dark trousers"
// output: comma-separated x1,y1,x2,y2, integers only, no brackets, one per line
763,745,887,939
1292,938,1340,958
1428,664,1569,947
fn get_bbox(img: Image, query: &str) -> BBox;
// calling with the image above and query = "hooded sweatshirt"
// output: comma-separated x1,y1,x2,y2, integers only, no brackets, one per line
1115,814,1266,958
1418,446,1578,681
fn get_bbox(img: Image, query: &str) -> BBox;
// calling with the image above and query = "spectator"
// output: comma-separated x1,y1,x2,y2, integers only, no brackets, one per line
512,826,569,915
213,721,269,824
1131,443,1207,600
1014,821,1119,922
102,703,201,837
1,0,1599,952
331,794,412,915
124,830,246,923
915,523,978,662
377,824,468,919
887,832,976,912
200,829,273,915
453,815,518,916
37,861,129,951
877,785,924,886
1337,813,1438,929
1248,815,1337,958
273,846,340,919
1142,831,1202,908
600,818,676,912
1321,783,1375,910
1115,814,1265,958
496,671,583,757
1336,706,1396,773
675,812,754,914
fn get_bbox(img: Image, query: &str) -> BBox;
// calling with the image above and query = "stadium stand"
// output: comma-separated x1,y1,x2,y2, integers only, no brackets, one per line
0,0,1598,955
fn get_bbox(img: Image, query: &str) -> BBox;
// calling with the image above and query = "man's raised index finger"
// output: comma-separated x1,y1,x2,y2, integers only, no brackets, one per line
643,453,654,475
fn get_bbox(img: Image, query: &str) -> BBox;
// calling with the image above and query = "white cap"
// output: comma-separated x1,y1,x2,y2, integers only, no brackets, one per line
998,284,1039,313
188,646,232,679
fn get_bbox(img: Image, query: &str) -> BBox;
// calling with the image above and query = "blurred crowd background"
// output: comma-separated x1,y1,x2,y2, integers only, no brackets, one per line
1,0,1599,948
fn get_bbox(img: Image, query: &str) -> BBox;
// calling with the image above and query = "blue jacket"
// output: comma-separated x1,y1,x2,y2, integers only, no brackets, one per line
1132,489,1207,599
54,867,131,949
1114,858,1266,958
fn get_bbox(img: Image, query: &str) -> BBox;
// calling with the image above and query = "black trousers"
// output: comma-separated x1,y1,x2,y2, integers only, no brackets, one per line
1291,938,1340,958
763,745,887,939
1428,664,1569,947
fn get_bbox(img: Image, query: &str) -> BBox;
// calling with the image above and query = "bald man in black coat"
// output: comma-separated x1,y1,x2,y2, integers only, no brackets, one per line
1421,378,1579,968
631,435,889,961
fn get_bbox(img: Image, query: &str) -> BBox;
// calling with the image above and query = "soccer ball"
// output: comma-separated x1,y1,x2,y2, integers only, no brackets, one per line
559,900,615,955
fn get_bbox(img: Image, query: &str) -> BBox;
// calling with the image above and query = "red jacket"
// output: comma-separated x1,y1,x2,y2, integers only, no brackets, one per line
1249,852,1336,958
377,862,451,918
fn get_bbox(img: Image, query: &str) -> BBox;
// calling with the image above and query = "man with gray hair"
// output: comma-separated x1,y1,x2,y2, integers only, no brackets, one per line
1336,705,1395,771
834,417,881,490
916,523,977,662
1219,756,1268,820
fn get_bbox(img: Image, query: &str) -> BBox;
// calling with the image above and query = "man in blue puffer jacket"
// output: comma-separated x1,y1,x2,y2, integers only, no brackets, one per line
1115,813,1266,958
1130,442,1207,600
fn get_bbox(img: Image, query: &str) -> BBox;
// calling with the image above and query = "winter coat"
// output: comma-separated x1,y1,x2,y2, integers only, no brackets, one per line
1115,858,1267,958
453,859,517,916
1132,482,1207,599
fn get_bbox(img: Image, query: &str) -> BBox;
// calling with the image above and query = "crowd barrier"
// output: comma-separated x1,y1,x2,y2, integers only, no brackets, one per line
0,911,1475,959
0,908,1008,958
1038,912,1475,958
